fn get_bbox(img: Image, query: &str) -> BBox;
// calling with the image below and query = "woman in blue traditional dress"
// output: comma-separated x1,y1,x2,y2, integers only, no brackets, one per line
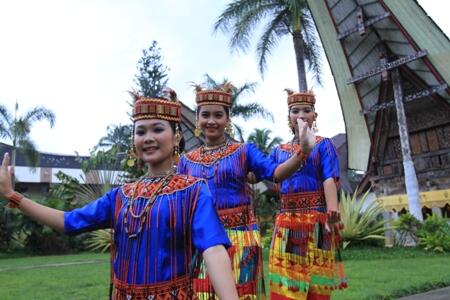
268,90,347,300
178,83,315,299
0,90,239,300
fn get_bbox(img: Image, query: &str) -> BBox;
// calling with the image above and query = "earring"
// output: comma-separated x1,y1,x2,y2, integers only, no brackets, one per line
173,124,181,164
313,120,318,133
173,144,180,164
225,121,234,138
194,123,202,137
127,129,137,168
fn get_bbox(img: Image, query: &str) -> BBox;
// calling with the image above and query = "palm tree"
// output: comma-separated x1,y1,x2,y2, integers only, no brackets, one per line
214,0,322,91
247,128,282,154
202,74,273,141
0,101,55,172
94,124,132,154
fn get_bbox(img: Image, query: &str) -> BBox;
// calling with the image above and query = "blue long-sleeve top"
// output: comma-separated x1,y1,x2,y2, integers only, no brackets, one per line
178,142,277,210
269,137,339,195
64,175,230,285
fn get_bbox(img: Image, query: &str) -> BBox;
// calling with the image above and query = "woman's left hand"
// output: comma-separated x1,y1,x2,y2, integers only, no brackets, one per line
325,210,341,233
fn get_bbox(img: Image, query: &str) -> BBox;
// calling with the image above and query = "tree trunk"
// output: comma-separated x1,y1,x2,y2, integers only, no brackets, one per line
292,30,308,92
392,68,423,221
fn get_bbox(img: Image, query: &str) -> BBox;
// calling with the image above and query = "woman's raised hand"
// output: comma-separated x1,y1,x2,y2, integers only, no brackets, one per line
0,153,14,199
297,118,315,154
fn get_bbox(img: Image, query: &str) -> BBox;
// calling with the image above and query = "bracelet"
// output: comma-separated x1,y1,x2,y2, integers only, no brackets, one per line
296,149,308,162
326,210,341,224
7,191,23,208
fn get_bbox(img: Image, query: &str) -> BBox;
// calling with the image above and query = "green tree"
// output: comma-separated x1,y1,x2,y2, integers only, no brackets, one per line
118,40,172,179
94,124,132,155
0,101,55,171
134,40,169,97
247,128,282,154
202,74,273,141
214,0,323,91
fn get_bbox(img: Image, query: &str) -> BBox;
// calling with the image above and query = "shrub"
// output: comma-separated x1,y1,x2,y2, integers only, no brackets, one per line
339,189,391,249
418,214,450,252
393,212,422,246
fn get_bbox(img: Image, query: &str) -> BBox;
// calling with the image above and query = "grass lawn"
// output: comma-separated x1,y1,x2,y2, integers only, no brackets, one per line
0,252,110,300
332,247,450,299
0,247,449,299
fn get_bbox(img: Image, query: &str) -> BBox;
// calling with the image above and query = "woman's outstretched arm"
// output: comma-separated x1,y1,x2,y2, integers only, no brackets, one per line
0,153,65,232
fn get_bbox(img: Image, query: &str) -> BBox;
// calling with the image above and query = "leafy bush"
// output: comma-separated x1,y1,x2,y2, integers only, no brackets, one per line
393,212,422,246
18,196,87,254
339,189,391,248
254,193,277,236
0,205,24,251
49,171,84,210
417,214,450,252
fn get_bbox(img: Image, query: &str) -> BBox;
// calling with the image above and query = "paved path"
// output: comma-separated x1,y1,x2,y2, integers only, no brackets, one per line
397,286,450,300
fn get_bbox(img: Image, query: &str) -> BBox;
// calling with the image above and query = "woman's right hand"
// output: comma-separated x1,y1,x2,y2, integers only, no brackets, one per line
297,118,315,154
0,153,15,199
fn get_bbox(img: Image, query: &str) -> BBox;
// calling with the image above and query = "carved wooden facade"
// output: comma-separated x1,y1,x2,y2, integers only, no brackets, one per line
307,0,450,212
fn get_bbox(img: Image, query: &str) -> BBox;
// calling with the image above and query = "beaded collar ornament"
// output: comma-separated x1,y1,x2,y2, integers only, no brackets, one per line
198,139,231,179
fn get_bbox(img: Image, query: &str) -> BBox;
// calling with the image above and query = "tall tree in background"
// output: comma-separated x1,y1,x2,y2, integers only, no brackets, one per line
119,40,171,179
202,74,273,141
134,40,169,97
247,128,282,155
0,102,55,172
214,0,323,91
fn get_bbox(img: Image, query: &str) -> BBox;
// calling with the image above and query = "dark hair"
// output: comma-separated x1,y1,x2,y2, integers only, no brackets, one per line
196,105,230,117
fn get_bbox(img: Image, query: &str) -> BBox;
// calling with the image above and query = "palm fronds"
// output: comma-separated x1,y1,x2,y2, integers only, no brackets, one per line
214,0,323,89
85,229,112,253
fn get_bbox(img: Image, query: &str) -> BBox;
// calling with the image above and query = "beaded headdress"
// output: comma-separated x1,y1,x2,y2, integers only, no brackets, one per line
131,89,182,123
285,89,316,108
194,82,233,108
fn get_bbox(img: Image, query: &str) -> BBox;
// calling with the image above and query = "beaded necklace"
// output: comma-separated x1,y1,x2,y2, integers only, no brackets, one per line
123,168,175,239
198,139,230,179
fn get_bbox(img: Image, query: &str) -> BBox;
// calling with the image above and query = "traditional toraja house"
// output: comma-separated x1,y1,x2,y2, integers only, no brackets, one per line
307,0,450,218
0,102,204,197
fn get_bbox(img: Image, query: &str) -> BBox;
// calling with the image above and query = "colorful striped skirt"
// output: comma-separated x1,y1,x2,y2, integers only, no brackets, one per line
193,205,265,299
269,191,347,300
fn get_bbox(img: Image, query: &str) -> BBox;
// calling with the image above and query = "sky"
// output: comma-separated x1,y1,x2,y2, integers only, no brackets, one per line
0,0,448,156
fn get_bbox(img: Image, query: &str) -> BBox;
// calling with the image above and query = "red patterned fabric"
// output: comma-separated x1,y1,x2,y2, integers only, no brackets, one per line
122,175,199,198
113,275,196,300
217,205,256,228
184,143,241,164
280,191,326,211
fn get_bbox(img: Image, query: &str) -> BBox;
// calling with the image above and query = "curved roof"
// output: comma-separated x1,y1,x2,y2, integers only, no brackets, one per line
308,0,450,171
